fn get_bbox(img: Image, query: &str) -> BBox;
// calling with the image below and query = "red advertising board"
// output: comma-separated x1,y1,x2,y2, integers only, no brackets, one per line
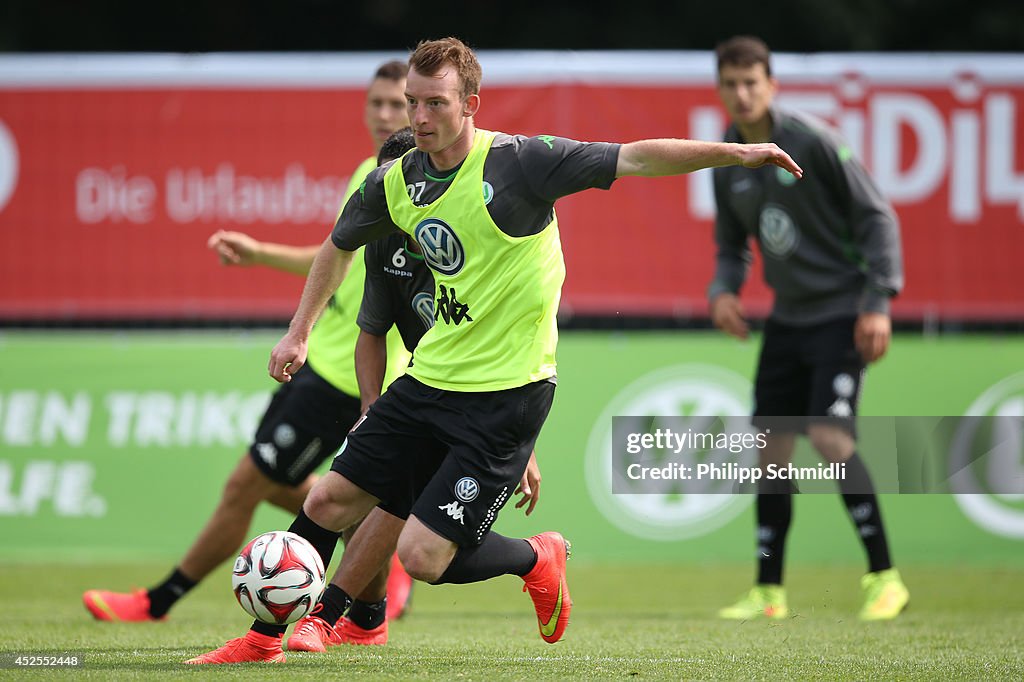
0,53,1021,321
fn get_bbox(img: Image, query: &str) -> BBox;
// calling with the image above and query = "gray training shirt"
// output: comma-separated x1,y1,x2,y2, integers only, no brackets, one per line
708,105,904,325
358,231,435,353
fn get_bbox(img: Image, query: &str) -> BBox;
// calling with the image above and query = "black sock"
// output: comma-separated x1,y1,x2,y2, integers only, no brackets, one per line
312,584,353,627
435,532,537,584
839,453,893,573
251,620,287,637
147,567,197,618
289,509,342,574
346,597,386,630
756,478,793,585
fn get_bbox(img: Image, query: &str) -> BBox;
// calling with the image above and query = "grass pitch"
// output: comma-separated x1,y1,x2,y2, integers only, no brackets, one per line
2,562,1021,680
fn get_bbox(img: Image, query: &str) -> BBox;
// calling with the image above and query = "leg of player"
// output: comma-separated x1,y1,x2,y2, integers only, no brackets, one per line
402,516,573,645
185,470,380,664
83,455,290,622
720,432,795,620
808,423,909,620
287,507,404,652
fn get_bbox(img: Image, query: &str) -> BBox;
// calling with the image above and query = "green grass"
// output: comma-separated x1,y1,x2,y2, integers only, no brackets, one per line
2,562,1022,680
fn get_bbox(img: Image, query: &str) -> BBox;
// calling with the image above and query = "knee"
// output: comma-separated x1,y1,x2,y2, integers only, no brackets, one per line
302,480,340,520
807,425,854,463
396,540,445,583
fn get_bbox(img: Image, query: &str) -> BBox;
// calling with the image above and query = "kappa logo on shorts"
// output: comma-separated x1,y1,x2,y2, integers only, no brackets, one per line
454,477,479,503
438,501,466,525
828,398,853,417
255,442,278,468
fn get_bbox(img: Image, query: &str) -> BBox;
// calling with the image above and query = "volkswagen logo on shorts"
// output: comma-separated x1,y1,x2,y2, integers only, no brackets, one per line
415,218,465,275
454,477,479,503
412,291,435,330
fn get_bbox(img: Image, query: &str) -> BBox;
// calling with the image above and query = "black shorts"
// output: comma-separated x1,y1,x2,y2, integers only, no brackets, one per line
249,362,362,486
331,375,555,547
752,316,865,434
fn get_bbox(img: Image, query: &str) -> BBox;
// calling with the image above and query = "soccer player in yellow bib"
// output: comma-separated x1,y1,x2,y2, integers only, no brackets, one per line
187,37,802,664
84,61,417,639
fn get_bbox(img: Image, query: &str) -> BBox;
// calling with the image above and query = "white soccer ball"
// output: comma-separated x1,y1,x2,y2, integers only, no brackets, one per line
231,530,326,625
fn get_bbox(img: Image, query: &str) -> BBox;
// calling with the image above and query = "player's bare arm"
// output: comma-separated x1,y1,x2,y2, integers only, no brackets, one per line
207,230,319,275
354,329,388,414
615,139,803,179
268,238,356,383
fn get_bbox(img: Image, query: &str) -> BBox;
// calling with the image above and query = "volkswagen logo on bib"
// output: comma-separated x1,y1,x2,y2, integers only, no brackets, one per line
454,477,480,503
415,218,465,275
412,291,435,330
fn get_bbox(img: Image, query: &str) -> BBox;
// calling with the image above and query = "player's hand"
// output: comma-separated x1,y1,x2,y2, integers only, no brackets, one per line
269,331,308,383
514,450,541,516
855,312,891,363
737,143,803,179
207,230,262,267
710,293,749,340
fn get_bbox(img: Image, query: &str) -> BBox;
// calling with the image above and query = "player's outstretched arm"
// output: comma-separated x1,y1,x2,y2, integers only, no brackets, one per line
269,237,356,383
616,139,803,179
207,230,319,276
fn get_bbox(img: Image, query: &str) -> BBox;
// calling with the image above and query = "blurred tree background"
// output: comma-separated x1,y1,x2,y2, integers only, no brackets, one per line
2,0,1022,52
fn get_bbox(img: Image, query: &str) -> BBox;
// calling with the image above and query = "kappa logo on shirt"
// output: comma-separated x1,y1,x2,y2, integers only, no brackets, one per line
435,283,472,325
731,178,753,193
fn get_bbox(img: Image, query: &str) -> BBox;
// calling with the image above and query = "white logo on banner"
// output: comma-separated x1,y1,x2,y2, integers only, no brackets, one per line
585,364,755,541
951,372,1024,539
0,120,19,213
0,460,106,517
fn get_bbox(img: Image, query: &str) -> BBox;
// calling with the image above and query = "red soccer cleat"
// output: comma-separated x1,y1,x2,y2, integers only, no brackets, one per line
184,630,285,664
335,616,388,645
522,532,572,644
82,589,162,622
385,552,414,620
285,615,341,653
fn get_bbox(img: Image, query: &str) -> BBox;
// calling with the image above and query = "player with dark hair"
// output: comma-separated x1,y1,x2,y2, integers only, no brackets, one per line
83,62,417,632
187,36,802,664
708,36,909,621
